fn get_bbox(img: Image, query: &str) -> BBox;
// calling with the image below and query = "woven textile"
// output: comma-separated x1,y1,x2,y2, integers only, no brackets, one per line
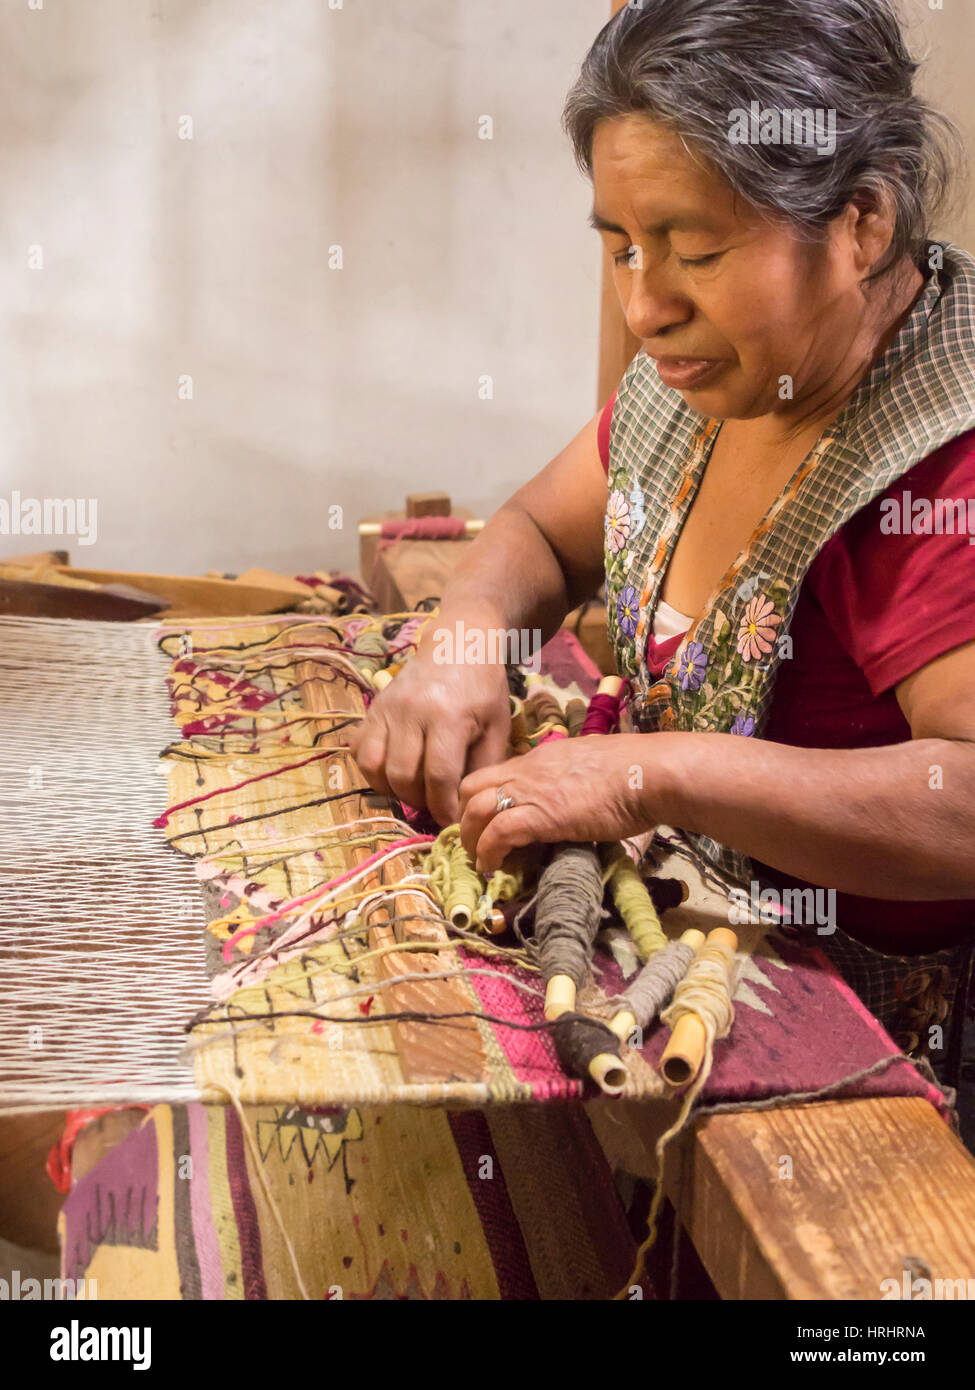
158,619,946,1114
58,1101,642,1300
604,245,975,884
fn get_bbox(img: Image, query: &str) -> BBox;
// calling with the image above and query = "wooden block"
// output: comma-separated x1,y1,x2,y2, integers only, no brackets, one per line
359,505,473,589
0,577,168,621
671,1097,975,1301
369,539,473,612
0,1111,67,1254
56,568,301,620
233,568,313,598
406,492,451,519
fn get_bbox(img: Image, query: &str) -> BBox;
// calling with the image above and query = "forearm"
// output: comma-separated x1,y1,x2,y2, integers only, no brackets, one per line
649,731,975,899
417,504,582,657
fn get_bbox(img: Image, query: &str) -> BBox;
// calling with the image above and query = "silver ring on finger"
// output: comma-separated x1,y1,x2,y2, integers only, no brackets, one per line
495,786,516,814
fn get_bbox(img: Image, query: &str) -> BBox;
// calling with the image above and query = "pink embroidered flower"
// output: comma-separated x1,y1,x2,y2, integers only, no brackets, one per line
736,594,781,661
605,490,631,554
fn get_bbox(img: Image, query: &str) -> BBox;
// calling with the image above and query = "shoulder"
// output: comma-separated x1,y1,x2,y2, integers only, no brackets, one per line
809,428,975,694
817,429,975,564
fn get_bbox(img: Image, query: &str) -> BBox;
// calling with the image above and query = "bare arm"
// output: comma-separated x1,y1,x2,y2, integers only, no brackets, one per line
351,408,610,824
652,640,975,899
415,409,609,651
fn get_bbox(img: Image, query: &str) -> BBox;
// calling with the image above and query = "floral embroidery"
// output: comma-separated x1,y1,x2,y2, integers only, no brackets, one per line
606,490,631,554
616,585,639,638
730,714,756,737
736,594,781,662
677,640,707,691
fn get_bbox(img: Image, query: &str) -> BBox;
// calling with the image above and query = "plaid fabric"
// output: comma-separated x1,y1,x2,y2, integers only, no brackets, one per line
605,244,975,885
782,922,975,1090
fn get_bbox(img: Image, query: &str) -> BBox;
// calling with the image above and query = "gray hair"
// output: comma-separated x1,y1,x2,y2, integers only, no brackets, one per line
562,0,963,280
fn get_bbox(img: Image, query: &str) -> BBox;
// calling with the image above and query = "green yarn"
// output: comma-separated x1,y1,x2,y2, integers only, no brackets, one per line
601,842,667,962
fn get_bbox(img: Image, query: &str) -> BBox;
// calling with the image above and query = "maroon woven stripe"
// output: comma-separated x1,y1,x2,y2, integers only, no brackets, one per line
224,1107,268,1300
446,1110,539,1300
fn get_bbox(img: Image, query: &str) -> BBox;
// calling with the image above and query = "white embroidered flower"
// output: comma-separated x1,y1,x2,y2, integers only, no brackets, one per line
606,490,631,554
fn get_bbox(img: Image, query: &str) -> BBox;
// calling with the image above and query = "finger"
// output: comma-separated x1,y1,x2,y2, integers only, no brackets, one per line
383,722,428,810
458,756,516,813
350,717,393,796
458,785,503,863
466,717,510,777
471,805,538,875
423,723,476,826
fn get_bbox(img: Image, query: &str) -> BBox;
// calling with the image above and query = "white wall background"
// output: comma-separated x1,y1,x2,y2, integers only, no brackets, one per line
1,0,971,577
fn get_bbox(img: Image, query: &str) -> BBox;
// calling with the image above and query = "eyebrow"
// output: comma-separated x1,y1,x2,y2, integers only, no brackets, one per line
588,210,715,236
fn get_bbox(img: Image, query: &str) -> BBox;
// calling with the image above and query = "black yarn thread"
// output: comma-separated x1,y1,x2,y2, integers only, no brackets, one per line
550,1011,621,1080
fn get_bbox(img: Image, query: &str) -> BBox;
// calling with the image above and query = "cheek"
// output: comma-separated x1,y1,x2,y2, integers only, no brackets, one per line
706,273,822,377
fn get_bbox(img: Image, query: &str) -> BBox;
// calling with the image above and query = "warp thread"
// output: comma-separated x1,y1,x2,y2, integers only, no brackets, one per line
533,842,605,990
614,938,696,1030
549,1011,620,1078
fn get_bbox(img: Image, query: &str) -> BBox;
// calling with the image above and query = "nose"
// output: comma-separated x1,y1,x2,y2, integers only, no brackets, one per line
623,268,693,345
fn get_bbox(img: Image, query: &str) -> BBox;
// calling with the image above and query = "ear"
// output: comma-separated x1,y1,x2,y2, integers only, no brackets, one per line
845,187,897,276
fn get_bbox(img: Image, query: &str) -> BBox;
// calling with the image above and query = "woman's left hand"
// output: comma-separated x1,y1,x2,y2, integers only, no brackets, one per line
458,732,665,873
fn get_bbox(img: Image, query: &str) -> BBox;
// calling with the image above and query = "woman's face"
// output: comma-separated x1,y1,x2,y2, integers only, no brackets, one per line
591,115,888,421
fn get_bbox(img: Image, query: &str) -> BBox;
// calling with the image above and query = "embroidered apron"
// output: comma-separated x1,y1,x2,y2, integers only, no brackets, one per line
603,244,975,886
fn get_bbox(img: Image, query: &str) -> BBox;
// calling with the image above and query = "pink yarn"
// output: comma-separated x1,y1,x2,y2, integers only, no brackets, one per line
380,517,466,540
221,833,436,960
579,691,623,737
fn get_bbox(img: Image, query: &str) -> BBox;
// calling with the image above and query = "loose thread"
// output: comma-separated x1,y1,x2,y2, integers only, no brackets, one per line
615,1050,927,1300
212,1082,312,1301
221,835,436,959
154,748,349,828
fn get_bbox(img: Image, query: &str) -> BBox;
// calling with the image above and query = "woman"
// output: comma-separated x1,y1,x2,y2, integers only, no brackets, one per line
352,0,975,1063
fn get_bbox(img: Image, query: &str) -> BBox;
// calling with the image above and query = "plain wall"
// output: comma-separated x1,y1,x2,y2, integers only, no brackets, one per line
2,0,971,577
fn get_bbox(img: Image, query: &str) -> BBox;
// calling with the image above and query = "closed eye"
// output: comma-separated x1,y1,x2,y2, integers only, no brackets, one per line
677,252,723,267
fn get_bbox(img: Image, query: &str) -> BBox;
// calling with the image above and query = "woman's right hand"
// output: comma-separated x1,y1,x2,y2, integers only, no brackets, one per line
349,646,512,826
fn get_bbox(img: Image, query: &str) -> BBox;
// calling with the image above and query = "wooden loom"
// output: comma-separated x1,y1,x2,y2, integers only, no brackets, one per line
6,0,975,1290
3,608,975,1300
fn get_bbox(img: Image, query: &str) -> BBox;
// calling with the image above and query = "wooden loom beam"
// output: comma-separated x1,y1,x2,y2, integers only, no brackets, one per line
669,1096,975,1300
289,635,486,1085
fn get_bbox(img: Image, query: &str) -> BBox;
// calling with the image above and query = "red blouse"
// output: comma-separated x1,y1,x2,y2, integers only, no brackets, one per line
598,394,975,952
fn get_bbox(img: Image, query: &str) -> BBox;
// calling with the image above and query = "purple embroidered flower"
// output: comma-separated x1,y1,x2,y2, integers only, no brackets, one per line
677,641,707,692
730,714,756,737
616,585,639,638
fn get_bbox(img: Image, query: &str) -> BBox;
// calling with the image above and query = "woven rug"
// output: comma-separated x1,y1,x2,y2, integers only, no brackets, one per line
58,1100,650,1300
160,617,947,1115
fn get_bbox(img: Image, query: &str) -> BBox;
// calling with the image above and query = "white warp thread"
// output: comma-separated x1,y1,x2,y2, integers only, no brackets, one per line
0,617,210,1108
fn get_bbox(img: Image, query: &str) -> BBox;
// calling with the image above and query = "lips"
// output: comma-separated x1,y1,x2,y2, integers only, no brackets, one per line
653,357,724,390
